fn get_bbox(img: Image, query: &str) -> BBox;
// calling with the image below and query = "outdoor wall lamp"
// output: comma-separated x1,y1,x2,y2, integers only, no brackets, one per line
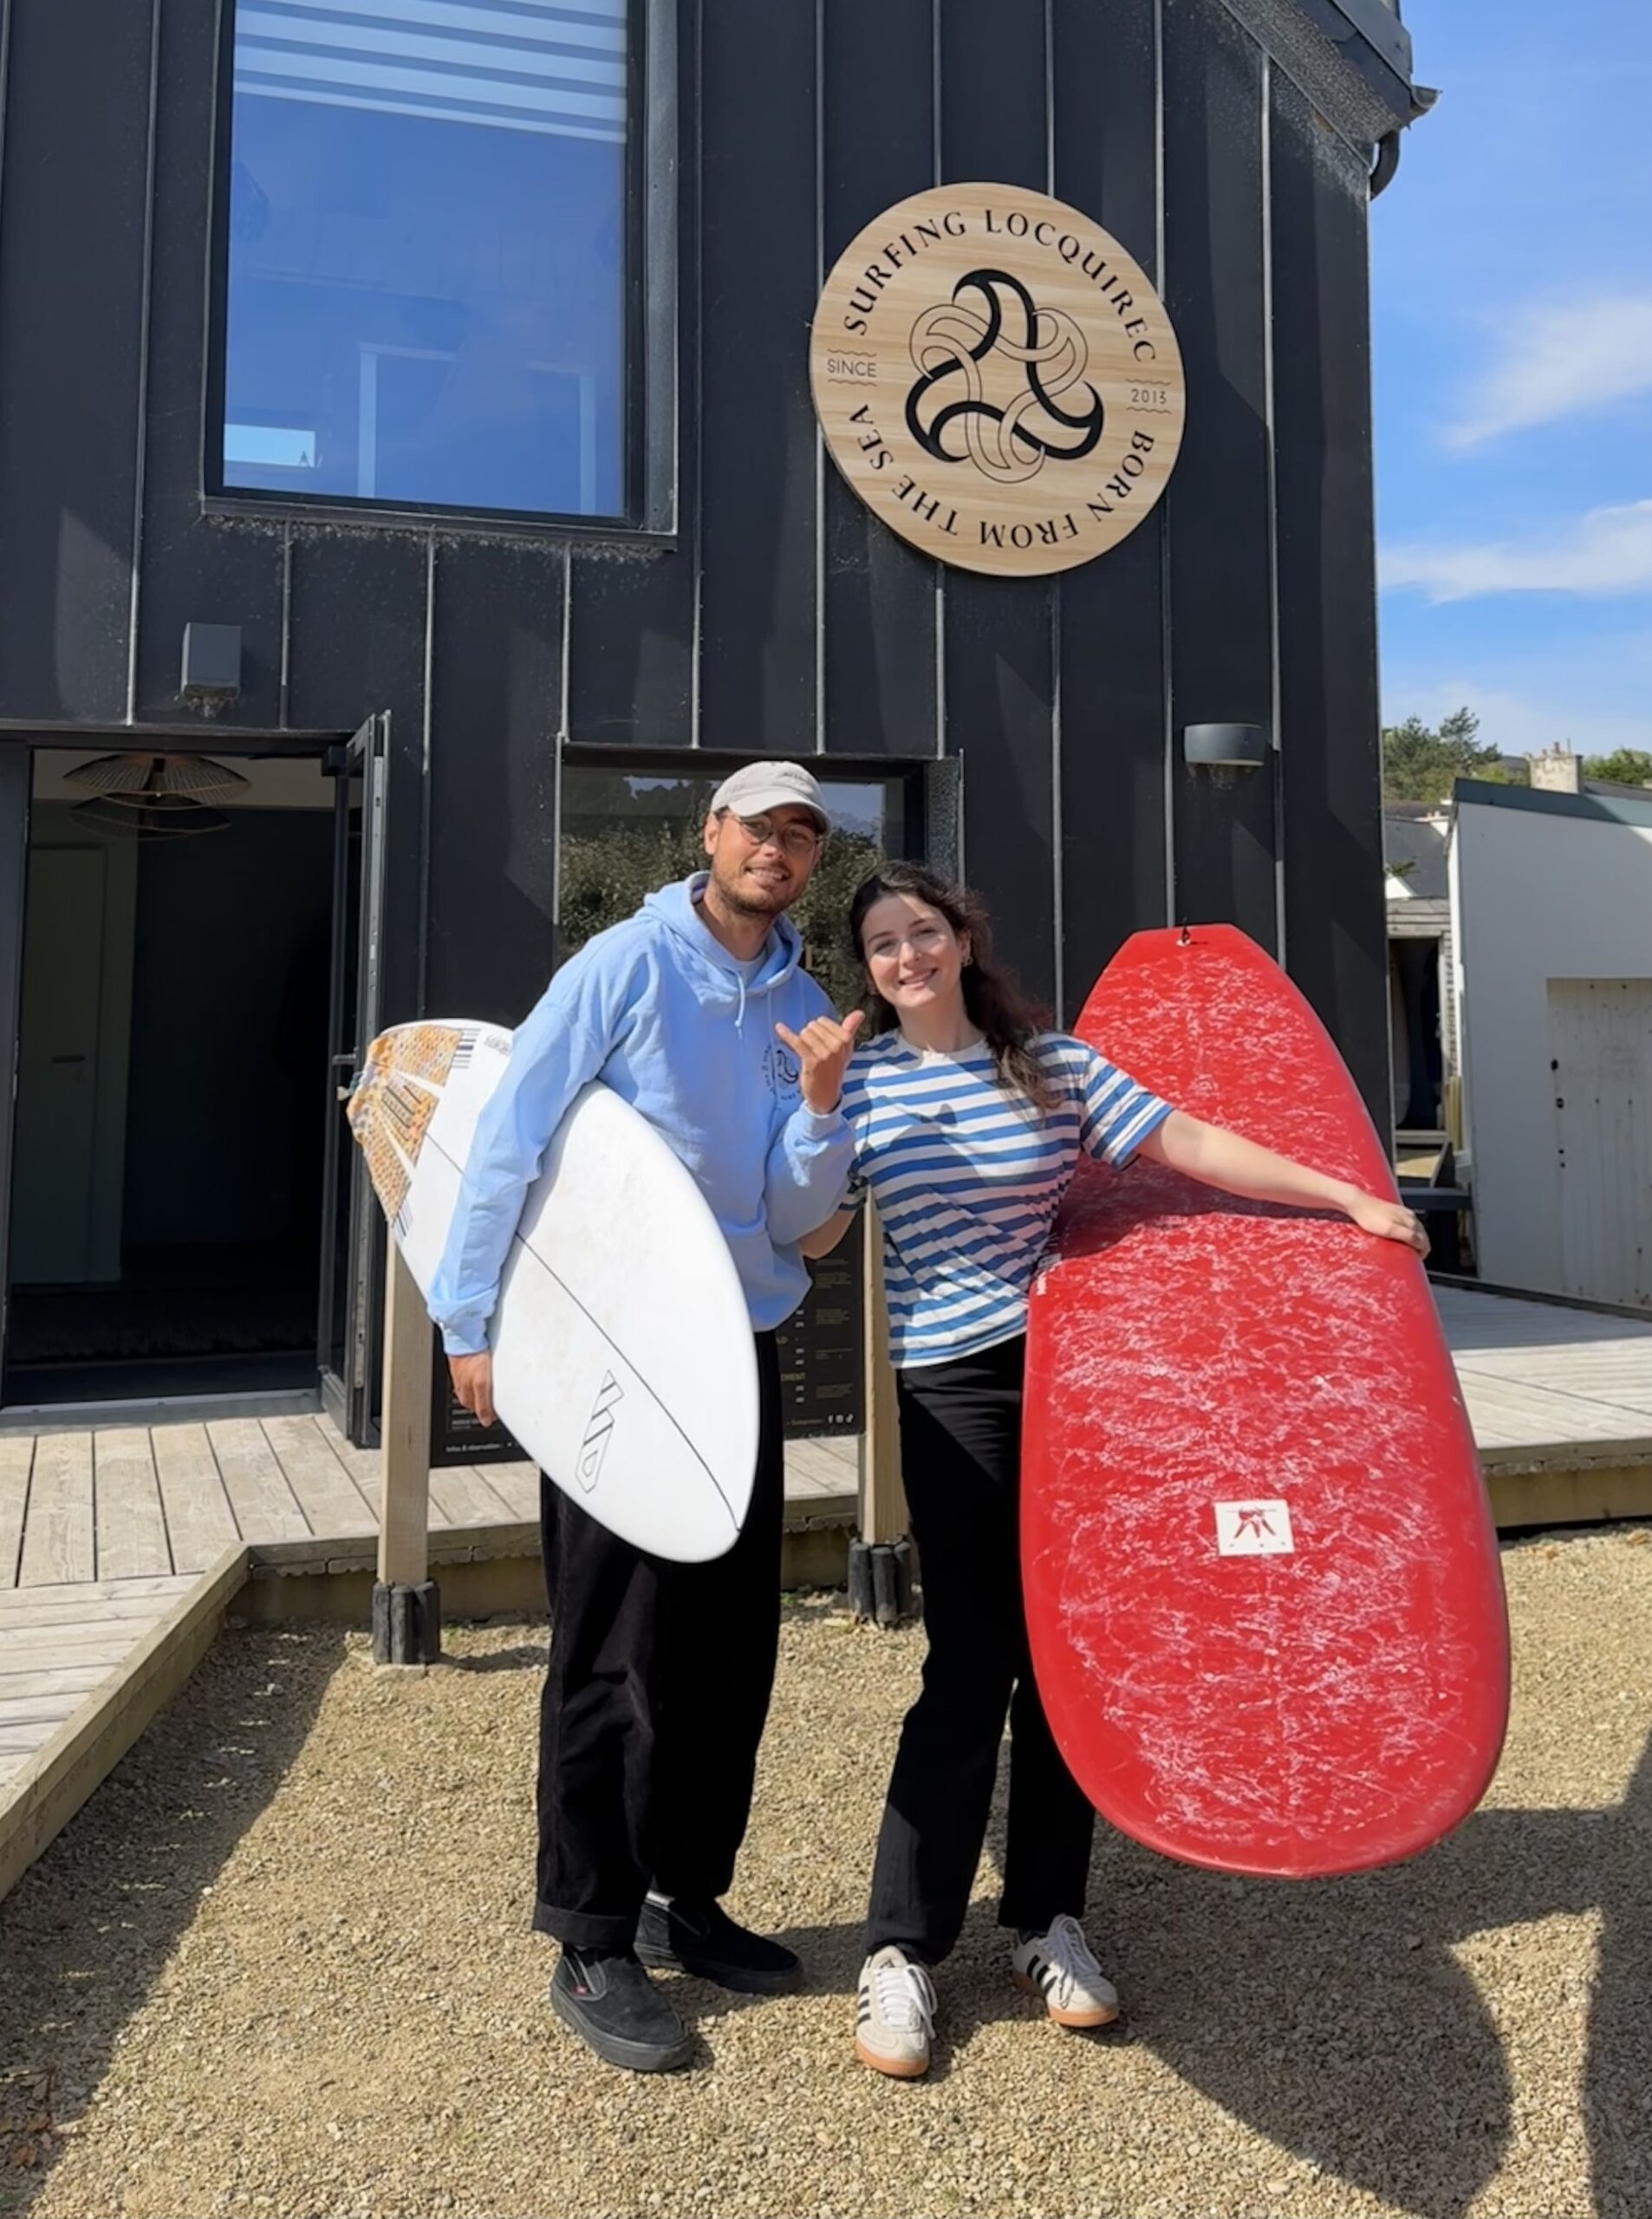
179,621,243,715
1182,722,1269,770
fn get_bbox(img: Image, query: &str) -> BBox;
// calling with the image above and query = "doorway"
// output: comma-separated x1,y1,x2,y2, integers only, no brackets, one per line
3,747,336,1409
1389,934,1444,1137
1548,977,1652,1310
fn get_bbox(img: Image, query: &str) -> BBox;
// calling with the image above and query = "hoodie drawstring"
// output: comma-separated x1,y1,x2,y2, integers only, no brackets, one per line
642,877,803,1027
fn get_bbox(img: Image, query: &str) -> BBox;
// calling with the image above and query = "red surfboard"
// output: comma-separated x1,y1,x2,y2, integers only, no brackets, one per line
1023,925,1508,1877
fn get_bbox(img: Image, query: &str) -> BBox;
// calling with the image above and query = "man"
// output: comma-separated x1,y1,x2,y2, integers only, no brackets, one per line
431,762,860,2074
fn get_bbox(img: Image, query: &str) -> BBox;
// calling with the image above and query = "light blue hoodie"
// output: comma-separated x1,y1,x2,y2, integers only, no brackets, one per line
429,875,854,1355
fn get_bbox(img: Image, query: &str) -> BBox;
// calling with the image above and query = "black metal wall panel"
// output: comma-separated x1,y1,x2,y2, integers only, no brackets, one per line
944,588,1059,1011
819,0,939,759
0,0,153,722
287,526,432,1034
377,708,426,1037
287,530,429,736
1270,74,1389,1131
1162,0,1278,947
566,550,694,747
938,0,1057,1009
426,538,563,1025
133,0,285,730
696,0,819,757
1055,520,1173,1018
1053,0,1168,1018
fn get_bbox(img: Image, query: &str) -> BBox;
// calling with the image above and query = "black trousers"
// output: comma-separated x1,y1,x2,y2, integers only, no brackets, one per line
865,1334,1095,1963
532,1331,785,1952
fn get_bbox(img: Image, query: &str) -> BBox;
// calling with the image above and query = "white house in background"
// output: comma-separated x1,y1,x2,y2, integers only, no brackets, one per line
1448,778,1652,1310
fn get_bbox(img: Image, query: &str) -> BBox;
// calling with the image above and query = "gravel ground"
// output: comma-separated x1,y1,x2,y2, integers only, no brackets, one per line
3,1529,1651,2219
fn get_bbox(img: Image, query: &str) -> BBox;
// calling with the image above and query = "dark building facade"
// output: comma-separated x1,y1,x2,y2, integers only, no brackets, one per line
0,0,1425,1435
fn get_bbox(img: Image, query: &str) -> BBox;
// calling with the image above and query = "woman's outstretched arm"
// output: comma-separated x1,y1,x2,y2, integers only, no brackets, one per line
1137,1111,1429,1256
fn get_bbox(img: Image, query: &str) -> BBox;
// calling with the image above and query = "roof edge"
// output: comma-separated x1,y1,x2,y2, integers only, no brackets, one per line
1219,0,1430,150
1286,0,1428,127
1320,0,1414,85
1454,779,1652,833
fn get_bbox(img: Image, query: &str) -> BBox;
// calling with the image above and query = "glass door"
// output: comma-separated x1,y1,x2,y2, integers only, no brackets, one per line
318,713,389,1441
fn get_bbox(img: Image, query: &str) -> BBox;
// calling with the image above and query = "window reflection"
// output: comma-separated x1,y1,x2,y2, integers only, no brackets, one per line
223,0,628,517
558,772,907,1015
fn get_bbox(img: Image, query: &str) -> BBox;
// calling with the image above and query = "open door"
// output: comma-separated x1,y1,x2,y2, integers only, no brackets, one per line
318,713,390,1441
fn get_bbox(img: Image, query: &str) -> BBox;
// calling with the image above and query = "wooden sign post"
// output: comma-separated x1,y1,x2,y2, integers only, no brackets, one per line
852,1201,913,1626
372,1238,441,1664
811,184,1184,578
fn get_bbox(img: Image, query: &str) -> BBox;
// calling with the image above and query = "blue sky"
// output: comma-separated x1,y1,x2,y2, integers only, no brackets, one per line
1370,0,1652,761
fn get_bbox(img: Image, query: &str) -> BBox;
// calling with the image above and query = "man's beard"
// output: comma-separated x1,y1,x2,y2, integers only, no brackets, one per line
713,862,791,918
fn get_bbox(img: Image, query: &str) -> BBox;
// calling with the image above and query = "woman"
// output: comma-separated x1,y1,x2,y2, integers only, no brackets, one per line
802,862,1427,2080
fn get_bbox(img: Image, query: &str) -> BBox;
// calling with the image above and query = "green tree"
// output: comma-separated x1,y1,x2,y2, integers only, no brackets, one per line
557,817,884,1017
1380,706,1524,802
1582,748,1652,788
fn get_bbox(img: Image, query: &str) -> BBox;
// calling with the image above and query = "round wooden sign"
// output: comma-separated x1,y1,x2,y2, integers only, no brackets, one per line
811,184,1185,578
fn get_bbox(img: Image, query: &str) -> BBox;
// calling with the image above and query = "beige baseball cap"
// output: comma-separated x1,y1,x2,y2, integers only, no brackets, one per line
709,760,831,835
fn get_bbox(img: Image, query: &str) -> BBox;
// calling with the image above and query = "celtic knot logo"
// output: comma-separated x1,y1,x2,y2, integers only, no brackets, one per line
904,268,1104,485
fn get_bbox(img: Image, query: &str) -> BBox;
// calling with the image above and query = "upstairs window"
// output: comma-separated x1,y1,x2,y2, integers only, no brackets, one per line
218,0,630,521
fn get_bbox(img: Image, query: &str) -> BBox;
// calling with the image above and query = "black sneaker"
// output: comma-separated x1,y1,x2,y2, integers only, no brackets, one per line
635,1896,801,1994
550,1948,694,2073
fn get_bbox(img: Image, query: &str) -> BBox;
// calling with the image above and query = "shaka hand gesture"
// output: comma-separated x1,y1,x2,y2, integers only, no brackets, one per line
775,1011,866,1115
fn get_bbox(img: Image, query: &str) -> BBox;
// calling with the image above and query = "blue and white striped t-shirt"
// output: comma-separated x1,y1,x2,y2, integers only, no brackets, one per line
840,1031,1173,1370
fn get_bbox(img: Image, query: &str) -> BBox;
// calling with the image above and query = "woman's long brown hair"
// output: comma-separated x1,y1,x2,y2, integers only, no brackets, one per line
848,862,1057,1111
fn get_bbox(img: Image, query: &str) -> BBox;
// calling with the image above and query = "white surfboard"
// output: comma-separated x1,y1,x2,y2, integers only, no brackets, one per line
348,1019,759,1562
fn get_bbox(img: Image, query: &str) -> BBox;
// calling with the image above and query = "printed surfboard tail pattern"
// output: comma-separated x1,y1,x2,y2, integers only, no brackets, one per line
347,1022,467,1227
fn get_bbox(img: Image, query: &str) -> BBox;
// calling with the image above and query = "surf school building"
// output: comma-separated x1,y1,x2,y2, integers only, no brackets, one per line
0,0,1428,1439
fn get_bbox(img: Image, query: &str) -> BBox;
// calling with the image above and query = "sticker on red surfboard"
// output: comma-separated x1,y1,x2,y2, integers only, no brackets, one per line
1022,925,1509,1878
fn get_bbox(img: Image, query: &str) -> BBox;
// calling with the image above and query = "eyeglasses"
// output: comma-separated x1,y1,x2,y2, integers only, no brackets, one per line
725,812,823,860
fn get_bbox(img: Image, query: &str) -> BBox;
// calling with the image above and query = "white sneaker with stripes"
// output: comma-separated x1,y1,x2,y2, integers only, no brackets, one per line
855,1945,937,2079
1011,1915,1121,2028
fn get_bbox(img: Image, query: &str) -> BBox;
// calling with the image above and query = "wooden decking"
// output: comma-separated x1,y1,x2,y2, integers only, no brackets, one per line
0,1418,858,1591
1434,1285,1651,1471
0,1573,199,1791
1,1417,530,1589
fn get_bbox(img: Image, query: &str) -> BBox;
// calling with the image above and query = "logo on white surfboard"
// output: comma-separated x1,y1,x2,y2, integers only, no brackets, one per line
578,1371,625,1493
1213,1500,1295,1556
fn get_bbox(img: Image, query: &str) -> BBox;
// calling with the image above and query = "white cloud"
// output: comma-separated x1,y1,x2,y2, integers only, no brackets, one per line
1447,295,1652,446
1380,499,1652,602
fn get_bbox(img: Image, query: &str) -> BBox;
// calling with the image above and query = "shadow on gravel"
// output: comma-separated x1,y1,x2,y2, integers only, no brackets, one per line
1585,1721,1652,2219
439,1642,546,1676
1046,1769,1652,2219
0,1624,342,2219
